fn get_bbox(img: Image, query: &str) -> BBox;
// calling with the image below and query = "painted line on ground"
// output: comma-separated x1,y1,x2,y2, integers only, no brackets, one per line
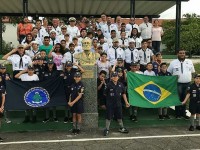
1,134,200,145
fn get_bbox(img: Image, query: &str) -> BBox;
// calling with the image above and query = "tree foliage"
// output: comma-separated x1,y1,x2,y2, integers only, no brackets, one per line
162,13,200,56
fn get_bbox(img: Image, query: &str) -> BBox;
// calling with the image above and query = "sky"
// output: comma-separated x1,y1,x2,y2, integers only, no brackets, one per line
160,0,199,19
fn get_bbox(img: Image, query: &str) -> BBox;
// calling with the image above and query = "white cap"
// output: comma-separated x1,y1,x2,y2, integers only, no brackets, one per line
31,41,38,45
50,29,56,34
128,38,135,43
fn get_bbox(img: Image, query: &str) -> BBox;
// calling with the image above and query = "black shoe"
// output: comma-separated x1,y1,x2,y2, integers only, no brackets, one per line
183,115,190,120
72,129,77,134
31,116,37,123
54,118,59,122
0,137,3,142
132,115,138,122
76,129,81,134
176,116,181,120
196,126,200,130
119,127,129,133
23,116,30,123
163,115,171,119
68,117,73,123
159,115,164,120
64,117,68,123
103,129,109,136
189,125,194,131
43,118,50,123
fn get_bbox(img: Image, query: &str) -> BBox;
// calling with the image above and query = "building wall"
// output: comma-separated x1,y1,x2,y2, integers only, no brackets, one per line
2,23,18,47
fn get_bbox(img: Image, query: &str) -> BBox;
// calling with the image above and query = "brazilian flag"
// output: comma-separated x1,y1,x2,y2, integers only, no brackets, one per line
127,72,181,108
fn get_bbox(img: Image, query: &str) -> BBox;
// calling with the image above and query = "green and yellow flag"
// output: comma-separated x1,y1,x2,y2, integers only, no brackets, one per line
127,72,181,108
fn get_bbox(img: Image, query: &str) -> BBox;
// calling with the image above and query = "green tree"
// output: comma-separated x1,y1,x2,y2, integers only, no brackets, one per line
162,13,200,57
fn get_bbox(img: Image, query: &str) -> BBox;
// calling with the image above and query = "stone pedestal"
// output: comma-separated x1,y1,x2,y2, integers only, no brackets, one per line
81,65,98,128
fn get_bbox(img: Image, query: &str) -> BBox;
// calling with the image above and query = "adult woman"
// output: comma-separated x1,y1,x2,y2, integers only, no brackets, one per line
129,28,143,49
48,43,65,71
2,44,32,80
23,33,34,50
152,19,164,53
17,17,33,44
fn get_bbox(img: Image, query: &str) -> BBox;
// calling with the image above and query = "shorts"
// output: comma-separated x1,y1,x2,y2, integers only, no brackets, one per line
189,102,200,114
106,105,122,120
71,101,84,114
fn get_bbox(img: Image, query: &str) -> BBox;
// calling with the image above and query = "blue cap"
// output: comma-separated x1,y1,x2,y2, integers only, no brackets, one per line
111,71,118,77
74,72,82,77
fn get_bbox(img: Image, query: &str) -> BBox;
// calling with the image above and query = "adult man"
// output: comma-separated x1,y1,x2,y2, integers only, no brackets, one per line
98,13,107,29
52,18,61,36
58,25,68,41
107,38,125,66
124,39,139,71
168,49,195,119
35,19,47,41
49,29,60,46
126,17,140,37
107,30,117,48
139,16,152,40
138,40,154,72
78,28,87,46
39,36,53,55
101,15,118,39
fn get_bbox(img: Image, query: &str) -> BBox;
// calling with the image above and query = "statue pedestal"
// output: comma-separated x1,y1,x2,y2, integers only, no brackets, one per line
81,65,98,128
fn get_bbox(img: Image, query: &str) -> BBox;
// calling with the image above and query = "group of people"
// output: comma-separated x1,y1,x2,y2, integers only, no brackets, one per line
0,14,199,141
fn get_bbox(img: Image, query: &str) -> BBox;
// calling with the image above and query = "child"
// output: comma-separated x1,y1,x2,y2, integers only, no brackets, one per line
182,74,200,131
103,72,130,136
63,61,84,123
0,64,11,124
68,72,84,134
143,62,156,76
0,76,6,142
97,70,107,110
158,63,171,120
128,62,143,122
152,53,162,75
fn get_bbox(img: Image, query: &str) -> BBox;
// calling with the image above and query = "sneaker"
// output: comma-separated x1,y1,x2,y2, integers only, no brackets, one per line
0,137,3,142
68,117,73,123
159,115,164,120
196,126,200,130
54,118,59,122
23,116,30,123
183,115,190,120
119,127,129,133
189,125,194,131
76,129,81,134
64,117,69,123
72,129,77,134
103,129,109,136
5,118,11,124
163,115,171,119
43,118,50,123
132,115,138,122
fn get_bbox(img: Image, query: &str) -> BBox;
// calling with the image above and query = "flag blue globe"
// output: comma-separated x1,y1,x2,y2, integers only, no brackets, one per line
143,84,161,102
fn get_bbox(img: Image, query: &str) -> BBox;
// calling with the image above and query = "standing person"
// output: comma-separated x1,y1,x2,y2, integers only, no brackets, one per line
39,36,53,55
2,44,32,80
17,17,33,44
126,17,140,37
98,13,107,29
168,49,195,119
124,39,139,71
68,72,84,134
0,76,6,142
15,66,39,123
152,53,162,75
63,61,84,123
67,17,80,39
25,41,40,59
143,62,156,76
182,74,200,131
103,72,130,136
152,19,164,54
129,28,143,49
158,63,172,120
139,16,152,40
22,33,34,50
138,40,154,72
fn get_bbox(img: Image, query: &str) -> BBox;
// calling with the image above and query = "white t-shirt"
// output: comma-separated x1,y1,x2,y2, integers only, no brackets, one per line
152,27,163,41
143,70,156,76
19,74,39,81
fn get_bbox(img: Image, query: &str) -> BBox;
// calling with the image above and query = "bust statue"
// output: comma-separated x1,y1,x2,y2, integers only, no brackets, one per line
74,38,100,65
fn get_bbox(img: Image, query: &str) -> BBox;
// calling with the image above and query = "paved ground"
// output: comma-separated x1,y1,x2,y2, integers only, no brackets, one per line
0,126,200,150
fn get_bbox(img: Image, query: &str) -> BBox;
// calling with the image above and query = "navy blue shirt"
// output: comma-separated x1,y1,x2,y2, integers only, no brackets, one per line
158,71,172,76
70,81,84,102
187,83,200,103
63,68,77,87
